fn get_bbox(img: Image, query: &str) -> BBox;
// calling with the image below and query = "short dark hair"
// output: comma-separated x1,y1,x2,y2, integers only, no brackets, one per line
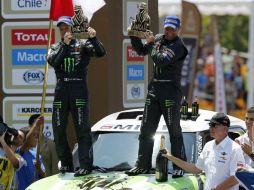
247,107,254,113
28,114,40,126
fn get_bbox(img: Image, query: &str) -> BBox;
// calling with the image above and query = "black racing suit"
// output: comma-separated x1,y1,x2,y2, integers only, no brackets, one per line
130,35,188,170
48,37,106,170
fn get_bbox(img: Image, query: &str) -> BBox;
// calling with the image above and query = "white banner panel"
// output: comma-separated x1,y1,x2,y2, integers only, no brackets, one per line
3,96,54,139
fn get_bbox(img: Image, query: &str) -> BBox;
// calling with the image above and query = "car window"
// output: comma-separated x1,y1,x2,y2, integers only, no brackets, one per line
93,132,197,171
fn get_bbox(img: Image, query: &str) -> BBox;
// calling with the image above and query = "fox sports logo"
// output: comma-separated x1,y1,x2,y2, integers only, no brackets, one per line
23,70,44,84
131,85,141,98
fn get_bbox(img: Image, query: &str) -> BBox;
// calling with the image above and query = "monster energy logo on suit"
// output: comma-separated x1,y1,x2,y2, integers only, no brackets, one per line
181,96,188,120
165,100,174,107
63,57,75,73
76,99,85,107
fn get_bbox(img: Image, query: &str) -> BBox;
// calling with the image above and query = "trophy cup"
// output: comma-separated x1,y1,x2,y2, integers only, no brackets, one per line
71,5,90,39
127,2,151,38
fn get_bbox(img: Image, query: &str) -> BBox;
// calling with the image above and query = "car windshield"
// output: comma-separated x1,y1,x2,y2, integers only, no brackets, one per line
93,132,197,171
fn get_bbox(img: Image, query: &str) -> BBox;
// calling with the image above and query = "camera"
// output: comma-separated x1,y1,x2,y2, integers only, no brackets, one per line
0,122,7,136
0,122,19,145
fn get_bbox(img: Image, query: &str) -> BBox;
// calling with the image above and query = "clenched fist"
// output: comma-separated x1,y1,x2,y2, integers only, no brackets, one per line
64,32,72,45
88,27,96,38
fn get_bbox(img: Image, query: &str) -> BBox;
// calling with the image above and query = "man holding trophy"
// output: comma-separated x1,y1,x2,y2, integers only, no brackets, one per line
126,3,188,178
47,9,106,176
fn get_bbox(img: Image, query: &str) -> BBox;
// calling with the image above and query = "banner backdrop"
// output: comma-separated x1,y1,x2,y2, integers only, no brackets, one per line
181,0,201,104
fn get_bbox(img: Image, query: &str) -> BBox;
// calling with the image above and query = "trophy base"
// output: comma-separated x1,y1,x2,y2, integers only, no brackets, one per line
127,29,146,38
72,32,90,39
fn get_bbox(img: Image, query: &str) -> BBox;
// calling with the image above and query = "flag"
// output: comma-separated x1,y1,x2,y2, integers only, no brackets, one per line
73,0,106,22
49,0,74,20
49,0,106,22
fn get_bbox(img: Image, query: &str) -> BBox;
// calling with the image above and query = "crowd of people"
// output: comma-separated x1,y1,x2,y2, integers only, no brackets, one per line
0,13,253,190
0,114,59,190
194,46,248,113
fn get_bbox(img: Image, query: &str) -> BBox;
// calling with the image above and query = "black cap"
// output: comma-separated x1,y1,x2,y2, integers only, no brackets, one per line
207,113,230,127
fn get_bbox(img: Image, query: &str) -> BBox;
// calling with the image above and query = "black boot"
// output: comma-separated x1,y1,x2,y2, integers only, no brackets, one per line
59,165,74,174
74,168,92,177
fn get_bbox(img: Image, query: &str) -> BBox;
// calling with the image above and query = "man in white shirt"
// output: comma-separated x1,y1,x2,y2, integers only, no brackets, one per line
163,112,245,190
235,106,254,168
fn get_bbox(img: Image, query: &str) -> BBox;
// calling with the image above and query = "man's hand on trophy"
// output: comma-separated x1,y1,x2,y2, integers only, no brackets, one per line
64,32,72,45
88,27,96,38
145,31,155,43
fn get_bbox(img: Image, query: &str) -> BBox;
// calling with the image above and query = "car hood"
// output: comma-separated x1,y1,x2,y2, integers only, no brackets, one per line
26,172,205,190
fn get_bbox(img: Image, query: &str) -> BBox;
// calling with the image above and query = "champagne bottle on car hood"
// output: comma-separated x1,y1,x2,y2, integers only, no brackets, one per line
155,135,168,182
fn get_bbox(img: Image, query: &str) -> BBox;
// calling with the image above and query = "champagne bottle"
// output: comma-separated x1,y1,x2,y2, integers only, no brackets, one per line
191,96,199,120
155,135,168,182
181,96,188,120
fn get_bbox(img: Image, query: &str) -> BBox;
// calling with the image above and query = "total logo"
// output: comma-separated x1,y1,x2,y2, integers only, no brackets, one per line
23,70,44,84
12,29,55,45
127,45,144,62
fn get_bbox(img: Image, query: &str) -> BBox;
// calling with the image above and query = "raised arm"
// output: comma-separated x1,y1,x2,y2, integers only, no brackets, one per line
81,27,106,57
130,36,149,56
47,42,69,67
147,38,188,67
20,116,44,154
0,131,20,168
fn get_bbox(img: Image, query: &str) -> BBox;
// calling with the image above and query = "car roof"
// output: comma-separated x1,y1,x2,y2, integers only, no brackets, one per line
92,108,246,133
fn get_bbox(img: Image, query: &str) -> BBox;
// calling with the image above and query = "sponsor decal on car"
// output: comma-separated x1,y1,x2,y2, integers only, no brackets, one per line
78,176,128,190
99,124,168,131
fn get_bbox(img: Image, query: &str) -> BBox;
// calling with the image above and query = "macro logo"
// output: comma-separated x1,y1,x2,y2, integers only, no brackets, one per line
23,70,44,84
127,65,144,80
12,49,46,65
12,29,55,45
127,45,144,61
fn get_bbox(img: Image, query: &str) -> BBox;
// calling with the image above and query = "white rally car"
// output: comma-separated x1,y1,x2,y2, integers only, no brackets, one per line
27,109,246,190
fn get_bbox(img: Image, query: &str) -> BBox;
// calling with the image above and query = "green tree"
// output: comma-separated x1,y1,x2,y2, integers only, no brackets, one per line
201,15,249,52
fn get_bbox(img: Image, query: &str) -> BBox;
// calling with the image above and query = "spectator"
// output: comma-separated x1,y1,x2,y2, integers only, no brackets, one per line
28,114,59,177
235,107,254,168
195,69,208,92
163,113,245,190
204,50,215,77
16,116,45,190
0,121,25,190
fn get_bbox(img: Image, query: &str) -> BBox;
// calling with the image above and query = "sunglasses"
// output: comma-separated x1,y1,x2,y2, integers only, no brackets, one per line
209,123,226,128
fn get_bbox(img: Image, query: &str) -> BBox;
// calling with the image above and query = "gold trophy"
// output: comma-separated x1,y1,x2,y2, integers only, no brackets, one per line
71,5,90,39
127,2,151,38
